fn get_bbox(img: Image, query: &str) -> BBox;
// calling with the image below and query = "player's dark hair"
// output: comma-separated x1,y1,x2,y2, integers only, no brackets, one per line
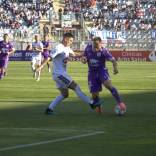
63,33,74,38
3,33,8,36
93,37,102,42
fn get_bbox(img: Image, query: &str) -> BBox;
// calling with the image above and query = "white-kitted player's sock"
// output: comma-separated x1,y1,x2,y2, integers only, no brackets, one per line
31,64,35,71
49,95,65,110
48,67,51,73
74,85,92,104
36,71,41,81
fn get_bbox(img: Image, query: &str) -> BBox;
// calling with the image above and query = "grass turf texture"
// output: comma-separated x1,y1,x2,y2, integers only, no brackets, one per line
0,61,156,156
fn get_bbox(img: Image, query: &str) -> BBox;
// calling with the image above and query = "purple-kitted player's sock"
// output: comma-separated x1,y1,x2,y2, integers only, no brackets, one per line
110,87,121,103
93,96,100,105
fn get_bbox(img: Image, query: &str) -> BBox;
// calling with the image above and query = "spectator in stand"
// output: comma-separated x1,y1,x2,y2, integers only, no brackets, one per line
43,24,49,36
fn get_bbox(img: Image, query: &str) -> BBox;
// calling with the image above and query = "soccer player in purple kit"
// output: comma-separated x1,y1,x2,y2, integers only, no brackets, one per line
0,34,15,80
82,37,126,113
42,34,51,72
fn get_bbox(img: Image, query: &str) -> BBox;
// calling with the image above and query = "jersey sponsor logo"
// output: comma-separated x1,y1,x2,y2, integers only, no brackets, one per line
89,59,99,67
97,53,101,57
1,48,8,53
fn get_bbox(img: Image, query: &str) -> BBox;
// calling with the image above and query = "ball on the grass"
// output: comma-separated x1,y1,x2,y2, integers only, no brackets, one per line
114,105,126,116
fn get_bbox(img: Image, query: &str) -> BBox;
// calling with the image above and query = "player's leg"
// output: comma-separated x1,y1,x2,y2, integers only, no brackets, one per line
0,68,3,79
42,52,51,72
103,80,121,103
36,66,41,81
69,81,93,105
103,80,126,111
99,68,122,103
45,73,70,114
31,57,36,79
36,58,42,81
31,57,36,72
47,61,51,72
88,71,103,112
91,92,103,113
4,58,9,76
0,60,6,80
46,88,68,114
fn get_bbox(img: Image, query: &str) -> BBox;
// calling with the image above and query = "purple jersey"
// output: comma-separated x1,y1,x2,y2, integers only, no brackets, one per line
84,44,114,93
42,41,50,59
0,41,13,60
84,44,114,71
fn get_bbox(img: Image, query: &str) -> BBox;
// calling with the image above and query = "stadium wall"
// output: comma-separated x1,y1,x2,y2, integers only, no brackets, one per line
9,50,156,62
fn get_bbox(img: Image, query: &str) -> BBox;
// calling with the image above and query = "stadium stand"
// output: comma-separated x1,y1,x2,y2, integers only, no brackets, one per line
63,0,156,31
57,0,156,51
0,0,155,51
0,0,54,41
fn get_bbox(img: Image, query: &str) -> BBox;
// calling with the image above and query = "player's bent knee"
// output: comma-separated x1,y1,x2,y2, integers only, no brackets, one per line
62,93,69,98
68,81,77,90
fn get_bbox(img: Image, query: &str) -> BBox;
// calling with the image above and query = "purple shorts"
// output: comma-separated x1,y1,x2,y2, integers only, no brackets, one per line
42,51,50,59
0,53,9,68
0,59,8,68
88,68,110,93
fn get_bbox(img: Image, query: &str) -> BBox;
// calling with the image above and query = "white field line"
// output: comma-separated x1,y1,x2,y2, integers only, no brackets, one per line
0,127,91,132
0,131,104,152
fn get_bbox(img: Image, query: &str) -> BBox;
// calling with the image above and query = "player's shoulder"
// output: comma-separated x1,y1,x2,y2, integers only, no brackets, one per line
38,41,43,45
8,42,14,47
101,47,110,53
87,42,92,47
54,43,64,52
85,43,92,51
56,43,64,48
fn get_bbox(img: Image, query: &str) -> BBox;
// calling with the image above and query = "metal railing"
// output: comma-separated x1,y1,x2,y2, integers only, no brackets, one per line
12,39,155,52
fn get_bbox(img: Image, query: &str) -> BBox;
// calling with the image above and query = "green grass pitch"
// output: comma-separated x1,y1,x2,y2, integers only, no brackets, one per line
0,61,156,156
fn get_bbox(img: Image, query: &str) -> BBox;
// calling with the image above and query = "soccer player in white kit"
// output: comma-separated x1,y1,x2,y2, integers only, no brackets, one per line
36,33,93,114
31,34,43,81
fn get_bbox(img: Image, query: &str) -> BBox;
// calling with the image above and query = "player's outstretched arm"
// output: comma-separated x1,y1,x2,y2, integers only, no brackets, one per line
34,47,43,53
8,48,15,56
36,57,51,72
81,56,87,64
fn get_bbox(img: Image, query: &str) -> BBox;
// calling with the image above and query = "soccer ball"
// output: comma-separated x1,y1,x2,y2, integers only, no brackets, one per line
114,104,126,116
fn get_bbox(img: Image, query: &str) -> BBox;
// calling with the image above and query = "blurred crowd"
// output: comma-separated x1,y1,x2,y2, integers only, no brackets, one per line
0,0,53,29
63,0,156,31
0,0,54,39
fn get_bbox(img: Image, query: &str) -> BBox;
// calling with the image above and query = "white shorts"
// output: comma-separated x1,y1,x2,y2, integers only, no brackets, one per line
31,56,42,66
53,72,73,89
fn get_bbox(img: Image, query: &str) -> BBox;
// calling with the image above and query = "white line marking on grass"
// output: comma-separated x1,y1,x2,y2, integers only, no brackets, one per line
0,127,93,133
0,131,104,152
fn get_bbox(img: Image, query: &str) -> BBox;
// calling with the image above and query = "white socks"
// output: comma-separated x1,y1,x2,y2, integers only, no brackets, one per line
31,64,35,71
49,95,64,110
74,85,91,104
48,85,91,111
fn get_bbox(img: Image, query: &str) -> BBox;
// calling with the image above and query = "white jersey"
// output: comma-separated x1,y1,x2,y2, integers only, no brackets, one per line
50,43,74,74
32,41,43,57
